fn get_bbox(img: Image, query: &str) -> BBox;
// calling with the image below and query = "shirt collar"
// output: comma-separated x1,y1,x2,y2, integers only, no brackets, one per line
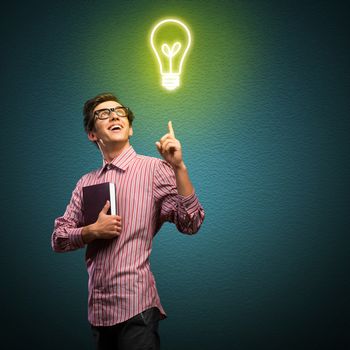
97,146,137,177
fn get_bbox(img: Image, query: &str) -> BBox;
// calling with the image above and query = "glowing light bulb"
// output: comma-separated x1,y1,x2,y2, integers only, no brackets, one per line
150,18,192,91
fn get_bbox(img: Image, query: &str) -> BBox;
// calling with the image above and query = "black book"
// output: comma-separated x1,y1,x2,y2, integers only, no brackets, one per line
82,182,116,226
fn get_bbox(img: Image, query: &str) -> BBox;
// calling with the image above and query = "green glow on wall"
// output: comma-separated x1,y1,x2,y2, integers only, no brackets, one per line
77,2,255,131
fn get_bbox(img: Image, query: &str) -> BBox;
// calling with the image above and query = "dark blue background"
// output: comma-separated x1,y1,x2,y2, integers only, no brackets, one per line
1,1,349,349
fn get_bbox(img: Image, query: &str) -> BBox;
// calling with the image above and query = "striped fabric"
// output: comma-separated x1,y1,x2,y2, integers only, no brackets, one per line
51,146,205,326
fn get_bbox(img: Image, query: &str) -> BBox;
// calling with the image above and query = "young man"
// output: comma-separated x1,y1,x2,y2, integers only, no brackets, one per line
51,93,205,350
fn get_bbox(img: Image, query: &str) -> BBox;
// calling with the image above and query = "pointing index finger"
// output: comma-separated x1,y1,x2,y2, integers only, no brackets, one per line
168,120,175,137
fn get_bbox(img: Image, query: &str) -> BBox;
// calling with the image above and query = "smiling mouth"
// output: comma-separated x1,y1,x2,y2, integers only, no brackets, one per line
109,125,122,131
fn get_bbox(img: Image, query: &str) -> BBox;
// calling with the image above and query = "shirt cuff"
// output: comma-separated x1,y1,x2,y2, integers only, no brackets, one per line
178,192,200,216
69,227,85,249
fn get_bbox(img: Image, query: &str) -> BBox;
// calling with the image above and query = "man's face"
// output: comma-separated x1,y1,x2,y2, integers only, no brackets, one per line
88,100,133,146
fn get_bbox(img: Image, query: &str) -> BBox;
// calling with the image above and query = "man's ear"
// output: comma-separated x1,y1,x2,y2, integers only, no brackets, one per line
88,131,98,142
129,126,133,138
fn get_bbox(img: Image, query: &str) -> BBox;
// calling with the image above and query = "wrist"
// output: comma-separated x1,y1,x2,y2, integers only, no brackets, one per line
82,224,98,243
172,161,187,171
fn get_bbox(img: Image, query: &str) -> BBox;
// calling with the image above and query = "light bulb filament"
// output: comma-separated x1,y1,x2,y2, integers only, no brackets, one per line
161,42,181,73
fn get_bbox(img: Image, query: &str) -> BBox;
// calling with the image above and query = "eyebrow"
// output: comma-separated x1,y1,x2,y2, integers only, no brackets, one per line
94,106,122,113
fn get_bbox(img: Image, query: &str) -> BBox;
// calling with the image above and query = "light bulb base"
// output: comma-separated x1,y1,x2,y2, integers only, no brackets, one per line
162,74,180,90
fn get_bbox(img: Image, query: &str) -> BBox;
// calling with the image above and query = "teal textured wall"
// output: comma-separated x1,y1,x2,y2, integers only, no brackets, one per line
1,0,349,349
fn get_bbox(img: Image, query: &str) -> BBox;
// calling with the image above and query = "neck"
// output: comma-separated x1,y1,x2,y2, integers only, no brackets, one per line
98,141,131,163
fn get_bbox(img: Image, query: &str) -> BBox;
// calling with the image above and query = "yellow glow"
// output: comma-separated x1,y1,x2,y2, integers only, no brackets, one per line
150,18,192,91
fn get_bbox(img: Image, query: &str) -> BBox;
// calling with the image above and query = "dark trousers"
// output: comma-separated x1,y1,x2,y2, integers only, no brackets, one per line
91,307,161,350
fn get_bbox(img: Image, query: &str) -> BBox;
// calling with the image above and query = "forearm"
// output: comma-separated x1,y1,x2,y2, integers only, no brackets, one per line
173,161,194,197
154,159,205,234
52,223,100,250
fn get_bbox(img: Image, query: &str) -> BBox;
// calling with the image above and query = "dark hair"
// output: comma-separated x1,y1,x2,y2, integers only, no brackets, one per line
83,92,135,133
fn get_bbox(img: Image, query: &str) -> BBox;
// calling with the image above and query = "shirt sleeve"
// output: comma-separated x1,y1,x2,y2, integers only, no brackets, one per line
51,177,85,252
153,160,205,235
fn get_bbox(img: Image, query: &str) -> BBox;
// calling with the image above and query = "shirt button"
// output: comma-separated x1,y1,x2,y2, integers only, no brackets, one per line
106,164,111,170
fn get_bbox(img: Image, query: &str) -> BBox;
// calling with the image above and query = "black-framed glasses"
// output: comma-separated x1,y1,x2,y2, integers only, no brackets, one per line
94,106,129,120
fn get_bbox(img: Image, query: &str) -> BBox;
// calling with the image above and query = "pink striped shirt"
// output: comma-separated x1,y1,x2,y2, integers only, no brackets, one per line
51,146,205,326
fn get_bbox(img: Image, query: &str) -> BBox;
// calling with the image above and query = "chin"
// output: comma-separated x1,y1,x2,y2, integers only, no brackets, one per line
111,137,129,143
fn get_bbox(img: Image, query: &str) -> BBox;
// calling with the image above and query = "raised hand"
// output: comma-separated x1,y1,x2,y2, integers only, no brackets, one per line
155,121,184,169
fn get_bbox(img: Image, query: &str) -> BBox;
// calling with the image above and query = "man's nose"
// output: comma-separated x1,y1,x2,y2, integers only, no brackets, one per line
109,113,120,121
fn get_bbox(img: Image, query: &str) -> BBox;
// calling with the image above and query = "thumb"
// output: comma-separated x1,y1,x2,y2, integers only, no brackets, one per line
101,200,110,215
